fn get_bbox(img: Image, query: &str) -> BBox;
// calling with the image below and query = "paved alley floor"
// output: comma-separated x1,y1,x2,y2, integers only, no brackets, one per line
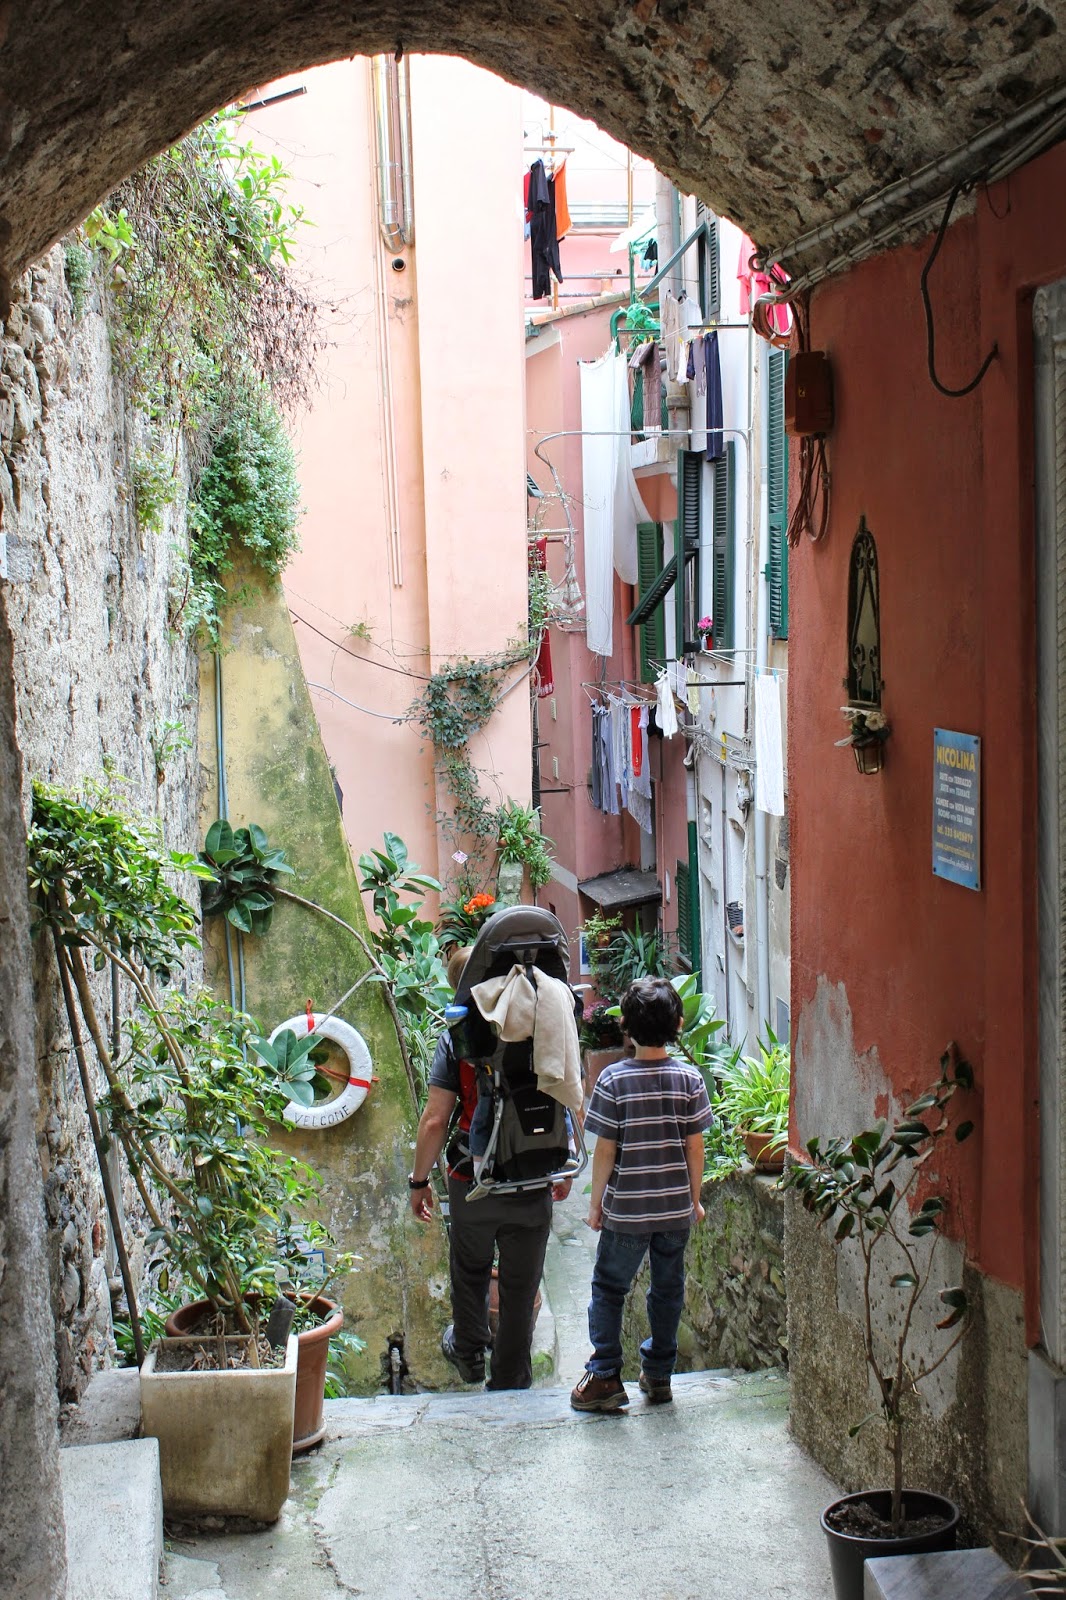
163,1371,836,1600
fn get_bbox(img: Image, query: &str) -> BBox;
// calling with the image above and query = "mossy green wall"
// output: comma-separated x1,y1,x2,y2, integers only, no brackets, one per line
198,565,454,1392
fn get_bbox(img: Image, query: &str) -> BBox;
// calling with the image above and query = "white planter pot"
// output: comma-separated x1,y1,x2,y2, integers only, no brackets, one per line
139,1334,297,1522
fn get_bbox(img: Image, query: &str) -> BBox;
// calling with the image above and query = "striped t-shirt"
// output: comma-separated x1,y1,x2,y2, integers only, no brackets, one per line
585,1056,713,1233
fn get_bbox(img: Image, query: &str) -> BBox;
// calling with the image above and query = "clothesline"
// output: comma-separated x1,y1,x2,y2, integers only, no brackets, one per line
581,679,658,703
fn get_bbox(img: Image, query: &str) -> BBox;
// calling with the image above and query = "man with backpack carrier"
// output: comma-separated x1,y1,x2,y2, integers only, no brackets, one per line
408,908,586,1390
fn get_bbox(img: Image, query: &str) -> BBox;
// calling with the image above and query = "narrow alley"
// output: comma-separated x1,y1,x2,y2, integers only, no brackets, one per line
161,1190,836,1600
4,7,1066,1600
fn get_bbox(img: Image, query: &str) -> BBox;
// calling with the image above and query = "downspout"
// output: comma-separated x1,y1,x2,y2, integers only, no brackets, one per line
370,55,414,589
753,354,772,1037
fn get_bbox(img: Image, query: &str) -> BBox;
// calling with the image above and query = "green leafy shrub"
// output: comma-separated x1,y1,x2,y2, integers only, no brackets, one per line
783,1048,974,1534
495,799,555,890
27,783,320,1335
63,241,92,318
131,447,180,533
358,833,450,1099
185,387,301,640
718,1029,790,1153
199,819,294,935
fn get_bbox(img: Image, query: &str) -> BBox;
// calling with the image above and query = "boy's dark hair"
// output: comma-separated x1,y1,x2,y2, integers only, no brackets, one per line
620,977,684,1047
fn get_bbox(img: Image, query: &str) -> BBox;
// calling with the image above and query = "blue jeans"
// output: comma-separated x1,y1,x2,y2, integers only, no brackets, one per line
586,1226,690,1380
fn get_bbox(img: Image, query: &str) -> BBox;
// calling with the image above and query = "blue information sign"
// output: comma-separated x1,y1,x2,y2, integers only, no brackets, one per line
932,729,981,891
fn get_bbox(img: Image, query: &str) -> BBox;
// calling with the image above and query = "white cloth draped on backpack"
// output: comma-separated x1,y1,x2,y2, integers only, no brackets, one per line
470,965,584,1113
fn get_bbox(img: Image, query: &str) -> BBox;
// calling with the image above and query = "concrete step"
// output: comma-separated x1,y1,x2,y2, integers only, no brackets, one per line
61,1438,162,1600
864,1547,1027,1599
165,1366,838,1600
321,1363,743,1434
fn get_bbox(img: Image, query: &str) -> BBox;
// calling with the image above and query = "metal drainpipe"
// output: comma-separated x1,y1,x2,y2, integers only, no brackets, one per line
752,353,772,1037
655,173,681,300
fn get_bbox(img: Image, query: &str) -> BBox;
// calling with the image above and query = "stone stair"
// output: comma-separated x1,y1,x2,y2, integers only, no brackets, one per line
60,1438,162,1600
864,1547,1028,1599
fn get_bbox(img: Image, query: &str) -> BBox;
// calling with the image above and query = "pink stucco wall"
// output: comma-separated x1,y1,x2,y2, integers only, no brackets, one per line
249,58,531,898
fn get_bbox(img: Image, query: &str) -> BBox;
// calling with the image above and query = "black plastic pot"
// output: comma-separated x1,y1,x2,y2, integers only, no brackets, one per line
822,1489,960,1600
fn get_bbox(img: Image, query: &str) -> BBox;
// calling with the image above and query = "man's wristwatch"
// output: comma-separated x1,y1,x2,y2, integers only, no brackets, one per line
408,1174,430,1190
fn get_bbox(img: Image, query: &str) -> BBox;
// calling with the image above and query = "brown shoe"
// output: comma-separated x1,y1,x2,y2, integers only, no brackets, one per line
570,1370,629,1412
639,1370,673,1405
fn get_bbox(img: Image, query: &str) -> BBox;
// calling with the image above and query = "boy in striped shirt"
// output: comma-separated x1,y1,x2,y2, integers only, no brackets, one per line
570,977,713,1411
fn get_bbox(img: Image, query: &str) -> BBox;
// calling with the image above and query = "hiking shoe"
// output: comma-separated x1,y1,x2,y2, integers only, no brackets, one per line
570,1371,629,1412
441,1324,485,1385
639,1370,673,1405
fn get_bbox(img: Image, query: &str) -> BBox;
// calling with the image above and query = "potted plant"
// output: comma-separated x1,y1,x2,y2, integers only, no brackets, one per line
27,784,324,1521
698,614,714,651
717,1029,790,1172
580,1001,628,1094
783,1046,975,1600
494,799,556,891
165,1222,358,1457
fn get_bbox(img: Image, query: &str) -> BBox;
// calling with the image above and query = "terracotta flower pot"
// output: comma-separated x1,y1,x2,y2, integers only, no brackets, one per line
164,1293,343,1456
741,1128,785,1173
290,1294,343,1454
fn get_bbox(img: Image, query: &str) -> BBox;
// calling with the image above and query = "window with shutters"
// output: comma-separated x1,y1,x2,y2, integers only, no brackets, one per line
675,829,701,978
675,451,703,656
711,442,736,652
634,522,667,682
767,350,789,639
697,207,721,320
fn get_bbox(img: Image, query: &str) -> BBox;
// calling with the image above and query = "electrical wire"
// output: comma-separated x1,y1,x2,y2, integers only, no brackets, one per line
920,178,999,400
306,681,413,722
289,606,432,679
784,300,831,547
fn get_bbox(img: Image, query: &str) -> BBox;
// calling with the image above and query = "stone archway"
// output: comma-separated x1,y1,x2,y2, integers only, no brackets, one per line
3,0,1066,297
3,4,1066,1594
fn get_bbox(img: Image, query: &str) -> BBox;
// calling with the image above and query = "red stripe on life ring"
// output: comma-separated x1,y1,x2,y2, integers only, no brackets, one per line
348,1077,373,1089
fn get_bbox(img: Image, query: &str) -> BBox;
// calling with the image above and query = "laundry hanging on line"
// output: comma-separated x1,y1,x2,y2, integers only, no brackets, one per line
526,159,568,301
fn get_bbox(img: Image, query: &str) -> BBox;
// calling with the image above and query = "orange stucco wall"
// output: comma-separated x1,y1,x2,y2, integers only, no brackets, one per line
789,144,1066,1327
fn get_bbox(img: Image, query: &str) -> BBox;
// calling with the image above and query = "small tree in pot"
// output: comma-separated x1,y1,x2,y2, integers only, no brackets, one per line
783,1045,975,1600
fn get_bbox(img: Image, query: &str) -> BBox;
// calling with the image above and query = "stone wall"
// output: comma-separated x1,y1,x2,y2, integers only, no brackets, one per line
623,1169,787,1374
1,246,202,1404
686,1171,787,1371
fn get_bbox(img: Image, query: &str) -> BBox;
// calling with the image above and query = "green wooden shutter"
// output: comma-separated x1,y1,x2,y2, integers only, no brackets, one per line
636,522,666,682
697,209,721,319
767,350,789,639
631,366,643,433
687,820,701,982
676,858,691,964
675,451,702,657
712,441,736,651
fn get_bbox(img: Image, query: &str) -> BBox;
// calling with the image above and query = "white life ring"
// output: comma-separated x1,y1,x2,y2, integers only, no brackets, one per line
269,1013,373,1131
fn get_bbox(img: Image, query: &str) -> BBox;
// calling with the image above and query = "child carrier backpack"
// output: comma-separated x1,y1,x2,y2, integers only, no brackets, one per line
448,906,588,1202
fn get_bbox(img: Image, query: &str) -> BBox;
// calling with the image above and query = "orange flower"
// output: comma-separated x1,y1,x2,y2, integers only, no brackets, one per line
463,892,496,915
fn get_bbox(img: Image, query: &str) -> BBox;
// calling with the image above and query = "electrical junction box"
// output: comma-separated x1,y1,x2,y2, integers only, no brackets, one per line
785,350,834,436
